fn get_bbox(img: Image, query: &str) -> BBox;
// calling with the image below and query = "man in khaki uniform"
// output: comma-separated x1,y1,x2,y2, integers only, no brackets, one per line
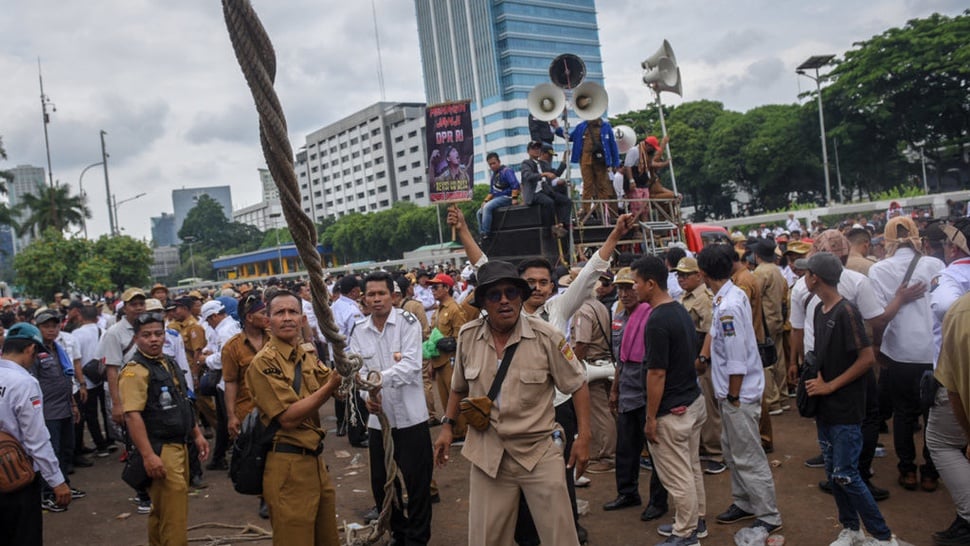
566,279,615,473
428,273,468,438
246,290,342,546
434,261,591,546
171,297,216,433
120,313,208,546
752,241,789,416
676,257,723,472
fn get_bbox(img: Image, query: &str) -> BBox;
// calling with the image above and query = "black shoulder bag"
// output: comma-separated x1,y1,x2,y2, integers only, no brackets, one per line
230,360,303,495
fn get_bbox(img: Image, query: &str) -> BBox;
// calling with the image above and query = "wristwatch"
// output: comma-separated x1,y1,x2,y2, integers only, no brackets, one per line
726,394,740,404
440,416,458,427
697,355,710,366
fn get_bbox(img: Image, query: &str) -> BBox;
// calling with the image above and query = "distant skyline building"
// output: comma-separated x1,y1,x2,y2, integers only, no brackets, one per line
414,0,605,180
171,186,233,241
297,101,429,221
233,168,283,231
7,164,46,252
150,212,177,248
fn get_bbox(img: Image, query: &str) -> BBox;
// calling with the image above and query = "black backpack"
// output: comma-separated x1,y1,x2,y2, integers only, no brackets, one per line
229,360,302,495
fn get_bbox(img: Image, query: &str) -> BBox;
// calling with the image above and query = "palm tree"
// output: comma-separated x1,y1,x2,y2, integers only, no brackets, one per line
0,136,17,229
16,182,91,237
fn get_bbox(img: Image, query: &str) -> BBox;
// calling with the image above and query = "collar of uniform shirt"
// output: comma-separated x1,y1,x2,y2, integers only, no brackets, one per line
474,312,535,343
268,334,299,362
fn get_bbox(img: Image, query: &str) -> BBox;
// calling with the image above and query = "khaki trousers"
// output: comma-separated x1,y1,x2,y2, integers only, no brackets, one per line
469,443,578,546
588,379,616,463
762,332,788,411
698,368,722,460
579,162,616,217
649,396,707,538
263,451,339,546
433,360,466,438
422,360,437,420
195,396,217,431
148,443,189,546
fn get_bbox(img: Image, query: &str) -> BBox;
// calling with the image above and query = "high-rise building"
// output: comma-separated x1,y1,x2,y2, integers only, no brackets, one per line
7,165,46,252
298,102,429,221
259,168,280,202
414,0,605,181
150,212,177,248
171,186,233,241
233,168,283,231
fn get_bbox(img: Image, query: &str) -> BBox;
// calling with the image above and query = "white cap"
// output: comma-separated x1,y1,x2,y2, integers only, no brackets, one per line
200,300,225,321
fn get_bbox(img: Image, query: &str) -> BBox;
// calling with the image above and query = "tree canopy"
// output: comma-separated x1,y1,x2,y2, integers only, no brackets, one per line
15,182,90,236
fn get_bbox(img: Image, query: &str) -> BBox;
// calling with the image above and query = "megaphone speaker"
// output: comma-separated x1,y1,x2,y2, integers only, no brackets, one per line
572,81,608,121
614,125,637,153
528,83,566,122
641,39,677,70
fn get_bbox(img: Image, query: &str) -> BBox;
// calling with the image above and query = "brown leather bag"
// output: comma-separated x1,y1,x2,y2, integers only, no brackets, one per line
0,430,35,493
458,344,518,432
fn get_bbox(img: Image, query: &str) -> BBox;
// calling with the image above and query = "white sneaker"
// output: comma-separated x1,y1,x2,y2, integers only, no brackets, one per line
575,474,591,487
830,528,865,546
860,537,898,546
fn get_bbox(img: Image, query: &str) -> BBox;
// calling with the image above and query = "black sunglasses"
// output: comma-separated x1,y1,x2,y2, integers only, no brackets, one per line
484,286,522,303
135,312,166,326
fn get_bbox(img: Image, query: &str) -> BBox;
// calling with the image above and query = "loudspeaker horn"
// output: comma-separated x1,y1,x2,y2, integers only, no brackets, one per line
641,39,677,70
528,83,567,122
614,125,638,153
549,53,587,89
642,58,682,96
572,81,608,120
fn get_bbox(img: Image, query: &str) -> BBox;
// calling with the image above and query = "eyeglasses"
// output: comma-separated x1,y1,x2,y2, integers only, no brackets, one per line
484,286,522,303
135,312,165,326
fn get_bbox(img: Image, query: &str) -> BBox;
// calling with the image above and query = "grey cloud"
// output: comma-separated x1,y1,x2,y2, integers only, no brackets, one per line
185,105,258,145
701,30,770,63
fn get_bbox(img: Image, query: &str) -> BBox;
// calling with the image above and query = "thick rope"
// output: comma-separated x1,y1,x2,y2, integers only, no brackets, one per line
221,2,398,542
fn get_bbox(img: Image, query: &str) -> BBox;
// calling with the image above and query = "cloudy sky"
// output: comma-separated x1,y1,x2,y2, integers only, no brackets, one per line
1,0,963,241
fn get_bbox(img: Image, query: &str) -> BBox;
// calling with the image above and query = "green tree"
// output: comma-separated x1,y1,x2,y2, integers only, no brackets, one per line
93,235,152,290
75,255,114,295
16,182,90,237
178,194,230,244
12,228,89,300
0,136,19,228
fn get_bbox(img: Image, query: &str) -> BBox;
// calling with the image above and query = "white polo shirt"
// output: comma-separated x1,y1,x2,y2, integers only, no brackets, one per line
709,281,764,404
0,359,65,487
868,247,945,363
931,259,970,362
790,268,884,353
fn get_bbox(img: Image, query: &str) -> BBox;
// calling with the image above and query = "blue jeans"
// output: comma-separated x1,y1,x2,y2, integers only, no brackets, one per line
477,195,512,235
817,423,891,540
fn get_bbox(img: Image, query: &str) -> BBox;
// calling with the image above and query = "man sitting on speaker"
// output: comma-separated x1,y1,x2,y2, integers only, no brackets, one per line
478,152,521,242
570,118,619,223
521,141,572,239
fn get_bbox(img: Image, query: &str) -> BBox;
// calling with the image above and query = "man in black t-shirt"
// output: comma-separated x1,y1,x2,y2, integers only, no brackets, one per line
633,256,707,545
799,252,899,546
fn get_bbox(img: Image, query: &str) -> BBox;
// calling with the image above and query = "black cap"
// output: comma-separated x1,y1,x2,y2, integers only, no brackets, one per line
472,261,532,308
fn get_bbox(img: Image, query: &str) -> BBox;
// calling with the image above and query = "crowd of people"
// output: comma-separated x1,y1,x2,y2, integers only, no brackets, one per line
1,199,969,546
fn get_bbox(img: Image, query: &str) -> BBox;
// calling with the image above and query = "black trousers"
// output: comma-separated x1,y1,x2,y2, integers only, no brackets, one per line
368,422,433,545
882,355,937,478
0,474,43,545
212,389,229,463
347,393,369,447
532,190,572,227
859,369,880,480
80,384,110,450
615,405,668,508
515,399,579,545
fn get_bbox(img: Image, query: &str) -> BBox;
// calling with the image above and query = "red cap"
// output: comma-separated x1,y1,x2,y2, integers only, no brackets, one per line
645,135,660,150
431,273,455,288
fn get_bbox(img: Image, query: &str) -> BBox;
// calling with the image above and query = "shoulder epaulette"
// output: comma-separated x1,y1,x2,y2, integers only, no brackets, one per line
400,310,417,324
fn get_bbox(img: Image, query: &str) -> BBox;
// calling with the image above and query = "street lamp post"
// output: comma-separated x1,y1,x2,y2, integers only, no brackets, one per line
183,236,197,278
797,55,835,204
112,192,147,236
100,130,116,236
78,161,103,239
38,59,59,226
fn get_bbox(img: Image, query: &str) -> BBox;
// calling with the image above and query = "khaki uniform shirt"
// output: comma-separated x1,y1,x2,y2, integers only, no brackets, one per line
846,252,876,276
222,331,264,421
937,292,970,420
430,298,467,369
119,350,183,414
732,267,765,343
570,298,612,362
246,335,333,451
753,262,787,337
175,316,207,357
401,298,430,340
451,314,586,478
680,283,714,336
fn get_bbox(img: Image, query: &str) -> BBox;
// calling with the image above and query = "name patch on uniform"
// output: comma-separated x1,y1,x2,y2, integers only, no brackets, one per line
31,395,41,408
558,339,576,361
401,311,417,324
720,316,736,337
263,367,284,377
123,370,137,378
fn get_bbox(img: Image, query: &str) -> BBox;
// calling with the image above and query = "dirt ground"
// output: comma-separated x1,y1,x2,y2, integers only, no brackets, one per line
46,399,948,545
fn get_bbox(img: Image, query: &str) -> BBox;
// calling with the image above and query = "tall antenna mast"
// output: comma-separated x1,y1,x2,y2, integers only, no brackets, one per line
371,0,386,102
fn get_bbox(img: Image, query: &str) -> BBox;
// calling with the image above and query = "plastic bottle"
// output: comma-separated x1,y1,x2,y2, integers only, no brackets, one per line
552,430,563,449
159,386,176,410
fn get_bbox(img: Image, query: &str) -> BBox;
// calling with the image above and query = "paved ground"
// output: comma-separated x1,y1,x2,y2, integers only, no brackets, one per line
46,399,948,545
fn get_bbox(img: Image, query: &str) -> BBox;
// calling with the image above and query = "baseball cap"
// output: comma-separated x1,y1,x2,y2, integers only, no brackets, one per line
174,297,194,309
122,287,147,302
675,257,699,274
33,308,61,325
200,300,225,321
794,252,843,285
541,143,556,156
144,298,165,312
811,229,849,258
645,135,660,150
5,322,45,347
430,273,455,288
613,267,636,286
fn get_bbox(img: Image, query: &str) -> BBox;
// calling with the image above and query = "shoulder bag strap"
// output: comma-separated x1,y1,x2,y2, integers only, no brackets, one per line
900,252,921,288
486,343,519,402
266,360,303,438
592,307,616,362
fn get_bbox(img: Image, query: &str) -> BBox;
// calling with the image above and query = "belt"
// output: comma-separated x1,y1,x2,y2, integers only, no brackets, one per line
271,442,323,457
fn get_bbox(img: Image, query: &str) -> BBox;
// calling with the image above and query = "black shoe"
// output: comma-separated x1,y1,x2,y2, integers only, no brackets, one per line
205,459,228,471
640,504,668,521
336,422,347,437
933,515,970,546
430,493,441,504
190,475,208,489
819,480,833,494
258,498,269,519
576,523,588,545
79,445,96,455
351,439,369,449
865,480,890,501
73,456,94,468
750,520,782,534
603,494,641,511
716,504,755,524
804,454,825,468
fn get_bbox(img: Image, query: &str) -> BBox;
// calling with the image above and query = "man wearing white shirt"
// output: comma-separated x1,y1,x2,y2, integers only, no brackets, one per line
786,213,802,234
72,304,114,457
868,216,946,492
696,245,781,535
413,270,437,322
352,272,432,544
931,220,970,361
331,275,368,446
200,300,241,471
